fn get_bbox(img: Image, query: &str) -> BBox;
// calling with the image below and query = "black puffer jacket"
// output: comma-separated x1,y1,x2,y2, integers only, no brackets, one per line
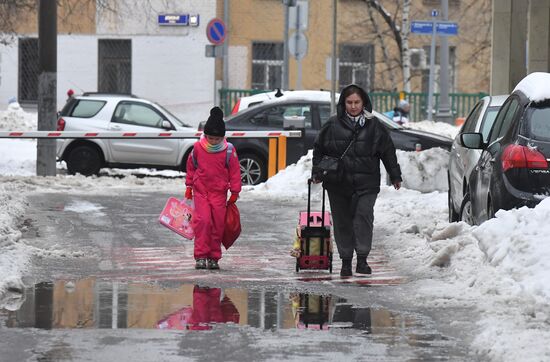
312,86,402,195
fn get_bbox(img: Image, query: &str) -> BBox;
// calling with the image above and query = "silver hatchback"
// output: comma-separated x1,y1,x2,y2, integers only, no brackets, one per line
448,95,507,223
56,93,196,176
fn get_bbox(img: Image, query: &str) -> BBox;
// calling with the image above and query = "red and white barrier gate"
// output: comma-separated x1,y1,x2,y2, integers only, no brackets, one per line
0,130,302,176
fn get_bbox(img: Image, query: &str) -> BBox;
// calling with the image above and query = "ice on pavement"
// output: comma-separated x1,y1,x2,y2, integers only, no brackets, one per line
1,105,550,361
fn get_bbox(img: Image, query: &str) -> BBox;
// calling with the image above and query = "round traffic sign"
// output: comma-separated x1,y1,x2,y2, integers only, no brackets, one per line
288,31,308,60
206,18,226,45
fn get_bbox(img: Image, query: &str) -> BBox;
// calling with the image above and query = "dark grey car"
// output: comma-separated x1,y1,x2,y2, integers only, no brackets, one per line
201,98,453,185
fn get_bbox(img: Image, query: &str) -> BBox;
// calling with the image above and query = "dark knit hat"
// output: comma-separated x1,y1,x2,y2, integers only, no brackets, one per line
203,106,225,137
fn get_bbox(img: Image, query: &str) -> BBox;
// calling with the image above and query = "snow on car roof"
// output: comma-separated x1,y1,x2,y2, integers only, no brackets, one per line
512,72,550,102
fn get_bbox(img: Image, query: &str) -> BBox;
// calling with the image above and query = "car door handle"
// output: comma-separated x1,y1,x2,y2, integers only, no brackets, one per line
489,159,495,164
110,125,122,131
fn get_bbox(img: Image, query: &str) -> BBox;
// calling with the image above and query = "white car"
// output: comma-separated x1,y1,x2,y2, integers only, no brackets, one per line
447,94,507,222
56,93,196,176
231,89,340,114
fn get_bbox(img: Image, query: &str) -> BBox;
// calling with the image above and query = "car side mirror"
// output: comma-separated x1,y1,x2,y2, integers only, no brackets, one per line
161,120,174,130
283,115,305,130
460,132,484,149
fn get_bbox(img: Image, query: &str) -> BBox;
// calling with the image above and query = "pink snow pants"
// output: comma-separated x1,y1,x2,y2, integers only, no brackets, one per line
192,190,227,261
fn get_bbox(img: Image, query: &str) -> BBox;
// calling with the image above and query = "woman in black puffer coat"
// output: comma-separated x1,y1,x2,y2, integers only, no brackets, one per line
312,84,402,277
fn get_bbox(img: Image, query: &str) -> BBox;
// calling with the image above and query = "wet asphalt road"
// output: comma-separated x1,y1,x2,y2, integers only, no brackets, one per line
0,191,481,361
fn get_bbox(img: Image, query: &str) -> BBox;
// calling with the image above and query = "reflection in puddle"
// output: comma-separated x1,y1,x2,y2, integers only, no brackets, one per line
1,279,415,335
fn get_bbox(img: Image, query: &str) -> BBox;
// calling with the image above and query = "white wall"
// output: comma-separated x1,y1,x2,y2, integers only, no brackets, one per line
0,42,20,106
0,0,217,125
57,35,97,104
132,36,215,127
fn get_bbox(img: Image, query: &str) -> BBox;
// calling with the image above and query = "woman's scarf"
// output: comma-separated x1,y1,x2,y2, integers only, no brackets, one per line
346,109,374,127
346,112,366,127
199,134,228,153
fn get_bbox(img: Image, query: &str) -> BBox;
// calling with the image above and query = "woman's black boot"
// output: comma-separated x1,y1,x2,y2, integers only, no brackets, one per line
340,259,353,277
356,256,372,274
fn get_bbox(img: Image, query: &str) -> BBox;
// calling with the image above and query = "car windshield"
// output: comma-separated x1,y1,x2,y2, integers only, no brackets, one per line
526,101,550,142
374,111,403,130
154,103,192,128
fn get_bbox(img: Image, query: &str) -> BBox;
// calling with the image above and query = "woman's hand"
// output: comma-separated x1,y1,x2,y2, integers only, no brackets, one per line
393,181,401,190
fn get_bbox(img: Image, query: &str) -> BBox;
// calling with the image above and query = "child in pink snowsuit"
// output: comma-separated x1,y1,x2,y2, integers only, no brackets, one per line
185,106,242,270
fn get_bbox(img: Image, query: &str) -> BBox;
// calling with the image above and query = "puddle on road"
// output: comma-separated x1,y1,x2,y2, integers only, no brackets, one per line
2,279,422,334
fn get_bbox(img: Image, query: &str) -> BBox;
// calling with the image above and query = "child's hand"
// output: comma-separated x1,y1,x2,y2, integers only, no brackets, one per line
185,187,193,200
227,193,238,204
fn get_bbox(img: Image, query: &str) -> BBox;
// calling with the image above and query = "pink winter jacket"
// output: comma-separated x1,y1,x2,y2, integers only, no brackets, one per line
185,142,242,195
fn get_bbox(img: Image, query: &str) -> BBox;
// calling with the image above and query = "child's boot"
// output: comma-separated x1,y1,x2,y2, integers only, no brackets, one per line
356,256,372,274
340,258,352,277
195,258,207,269
207,259,220,270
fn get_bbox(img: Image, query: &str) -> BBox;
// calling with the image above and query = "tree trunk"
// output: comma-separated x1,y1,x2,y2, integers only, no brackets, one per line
402,0,411,93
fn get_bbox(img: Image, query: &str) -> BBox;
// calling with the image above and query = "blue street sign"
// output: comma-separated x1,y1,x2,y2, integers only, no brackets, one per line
411,21,434,34
436,22,459,36
411,21,458,36
158,14,189,26
206,18,226,45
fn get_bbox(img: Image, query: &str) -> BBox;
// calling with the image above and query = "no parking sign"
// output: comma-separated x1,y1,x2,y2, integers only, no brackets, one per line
206,18,226,45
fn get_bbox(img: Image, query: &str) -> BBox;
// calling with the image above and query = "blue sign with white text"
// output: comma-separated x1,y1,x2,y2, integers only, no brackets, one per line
158,14,189,26
411,21,434,34
411,21,458,36
436,22,459,36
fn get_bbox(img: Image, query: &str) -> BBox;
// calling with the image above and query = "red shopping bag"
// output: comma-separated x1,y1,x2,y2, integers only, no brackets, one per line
222,203,241,250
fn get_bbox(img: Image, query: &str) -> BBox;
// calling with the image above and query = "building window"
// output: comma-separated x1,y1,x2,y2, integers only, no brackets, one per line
339,43,375,92
98,39,132,94
18,38,39,103
251,42,283,90
421,45,456,93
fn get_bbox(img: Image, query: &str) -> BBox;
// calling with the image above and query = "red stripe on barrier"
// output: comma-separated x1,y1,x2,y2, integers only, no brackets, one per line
158,133,172,137
48,132,61,137
268,132,282,136
194,132,203,137
123,133,137,137
9,132,23,137
85,133,98,137
231,132,246,136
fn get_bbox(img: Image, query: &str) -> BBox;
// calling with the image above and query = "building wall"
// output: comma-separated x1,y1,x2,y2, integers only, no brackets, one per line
225,0,491,94
1,0,217,125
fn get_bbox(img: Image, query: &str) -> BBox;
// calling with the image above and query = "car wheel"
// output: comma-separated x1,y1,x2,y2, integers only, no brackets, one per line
66,145,102,176
448,188,460,223
460,193,474,225
239,153,266,186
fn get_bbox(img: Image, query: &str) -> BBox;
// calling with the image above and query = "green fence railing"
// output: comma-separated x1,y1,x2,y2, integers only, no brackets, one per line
220,89,488,122
219,88,270,115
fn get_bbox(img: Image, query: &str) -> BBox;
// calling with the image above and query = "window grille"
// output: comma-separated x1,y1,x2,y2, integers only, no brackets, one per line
98,39,132,94
251,42,283,90
339,43,375,92
18,37,39,103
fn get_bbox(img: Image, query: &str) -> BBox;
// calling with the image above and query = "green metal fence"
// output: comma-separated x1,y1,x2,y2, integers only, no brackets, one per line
219,88,270,115
220,89,488,122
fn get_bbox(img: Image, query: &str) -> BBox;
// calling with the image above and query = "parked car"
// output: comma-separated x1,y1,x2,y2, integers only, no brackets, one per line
56,93,196,176
204,91,453,185
230,89,338,114
459,72,550,225
448,95,507,222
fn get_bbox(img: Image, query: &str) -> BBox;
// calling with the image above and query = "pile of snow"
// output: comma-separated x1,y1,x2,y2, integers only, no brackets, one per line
0,102,37,131
396,148,450,192
513,72,550,102
407,120,459,140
